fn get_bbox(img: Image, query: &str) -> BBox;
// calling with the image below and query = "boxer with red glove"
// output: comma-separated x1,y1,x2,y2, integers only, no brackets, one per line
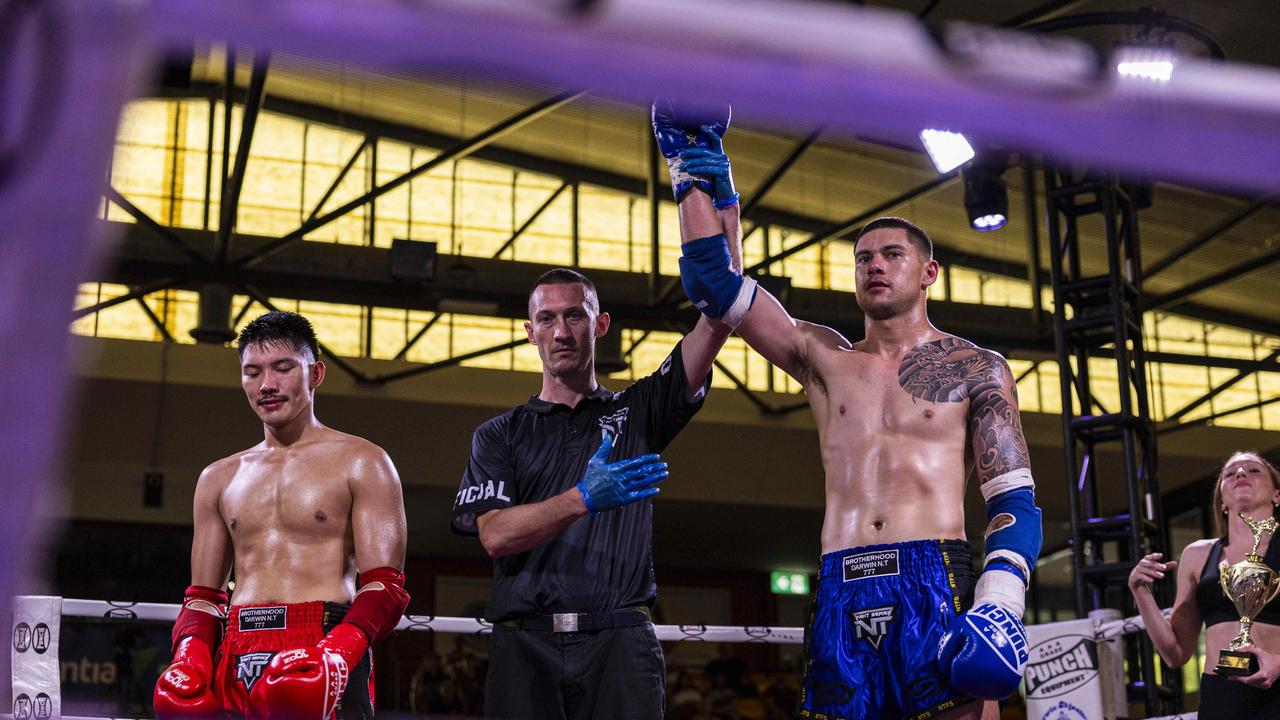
154,585,228,720
157,311,409,720
249,568,409,720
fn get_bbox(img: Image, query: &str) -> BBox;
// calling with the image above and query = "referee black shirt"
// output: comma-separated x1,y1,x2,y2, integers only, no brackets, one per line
451,340,710,622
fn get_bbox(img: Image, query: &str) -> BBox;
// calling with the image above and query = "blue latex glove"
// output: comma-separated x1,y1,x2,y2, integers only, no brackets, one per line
575,432,669,514
678,125,738,209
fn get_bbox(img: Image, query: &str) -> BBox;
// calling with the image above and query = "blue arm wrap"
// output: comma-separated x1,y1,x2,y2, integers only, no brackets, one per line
678,233,758,328
983,486,1042,584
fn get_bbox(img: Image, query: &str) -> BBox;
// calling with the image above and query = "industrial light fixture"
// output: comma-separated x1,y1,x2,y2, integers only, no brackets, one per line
962,157,1009,232
1114,46,1177,83
919,129,975,174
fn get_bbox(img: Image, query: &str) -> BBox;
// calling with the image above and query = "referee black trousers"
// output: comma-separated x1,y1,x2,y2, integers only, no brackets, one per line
485,623,666,719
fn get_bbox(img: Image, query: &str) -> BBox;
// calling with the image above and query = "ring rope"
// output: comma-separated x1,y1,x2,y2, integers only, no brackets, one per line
54,596,1169,644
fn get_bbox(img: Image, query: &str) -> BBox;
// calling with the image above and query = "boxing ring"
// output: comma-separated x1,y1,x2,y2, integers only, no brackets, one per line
9,595,1198,720
6,0,1280,718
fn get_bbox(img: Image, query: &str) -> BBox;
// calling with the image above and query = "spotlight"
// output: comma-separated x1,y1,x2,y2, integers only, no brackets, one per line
1114,46,1177,83
920,129,974,174
1116,60,1174,82
962,158,1009,232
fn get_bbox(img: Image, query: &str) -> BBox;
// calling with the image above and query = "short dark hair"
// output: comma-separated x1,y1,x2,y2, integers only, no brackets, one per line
237,311,320,362
854,216,933,259
528,268,600,315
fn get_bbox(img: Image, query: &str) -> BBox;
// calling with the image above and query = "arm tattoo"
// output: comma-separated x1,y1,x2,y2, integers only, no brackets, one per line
898,338,1031,484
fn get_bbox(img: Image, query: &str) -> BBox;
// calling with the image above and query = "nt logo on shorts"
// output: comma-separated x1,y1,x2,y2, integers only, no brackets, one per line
852,606,895,650
237,652,276,691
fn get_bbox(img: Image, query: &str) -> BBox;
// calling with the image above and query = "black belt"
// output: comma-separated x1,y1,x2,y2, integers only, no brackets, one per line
498,607,651,633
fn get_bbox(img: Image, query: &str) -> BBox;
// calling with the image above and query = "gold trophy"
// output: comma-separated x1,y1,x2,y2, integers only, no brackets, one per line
1215,512,1280,676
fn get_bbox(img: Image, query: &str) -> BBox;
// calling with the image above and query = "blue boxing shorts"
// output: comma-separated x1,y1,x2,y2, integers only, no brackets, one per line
800,539,976,720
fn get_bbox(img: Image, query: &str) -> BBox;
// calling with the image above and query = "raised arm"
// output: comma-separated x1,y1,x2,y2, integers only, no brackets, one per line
652,100,847,387
665,120,735,399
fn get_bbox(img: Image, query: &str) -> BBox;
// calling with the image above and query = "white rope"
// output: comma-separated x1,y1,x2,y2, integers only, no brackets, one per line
1094,606,1173,642
55,598,805,645
58,596,1168,645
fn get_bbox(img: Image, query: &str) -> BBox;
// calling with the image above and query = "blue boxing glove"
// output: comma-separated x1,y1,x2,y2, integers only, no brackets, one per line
575,432,669,514
651,98,732,204
679,125,739,209
936,583,1029,699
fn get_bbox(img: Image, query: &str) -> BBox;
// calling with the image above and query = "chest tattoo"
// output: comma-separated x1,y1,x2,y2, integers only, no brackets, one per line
897,338,1000,403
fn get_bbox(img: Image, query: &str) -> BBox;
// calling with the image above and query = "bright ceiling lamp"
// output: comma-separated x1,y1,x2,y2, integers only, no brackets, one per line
919,129,975,174
1115,46,1177,82
1116,59,1174,81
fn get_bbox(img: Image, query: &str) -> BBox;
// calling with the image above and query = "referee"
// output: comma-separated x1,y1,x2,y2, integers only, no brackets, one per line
451,264,733,719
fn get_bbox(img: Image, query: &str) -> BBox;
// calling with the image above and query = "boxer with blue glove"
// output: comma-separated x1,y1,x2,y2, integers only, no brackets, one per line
662,99,1040,719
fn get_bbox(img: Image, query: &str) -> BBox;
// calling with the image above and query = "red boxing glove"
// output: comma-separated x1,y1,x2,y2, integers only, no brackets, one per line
171,585,229,649
155,585,227,720
154,636,219,719
249,569,405,719
250,624,368,720
343,567,409,643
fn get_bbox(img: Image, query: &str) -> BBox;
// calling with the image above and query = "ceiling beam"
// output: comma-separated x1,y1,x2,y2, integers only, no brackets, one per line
151,84,1280,337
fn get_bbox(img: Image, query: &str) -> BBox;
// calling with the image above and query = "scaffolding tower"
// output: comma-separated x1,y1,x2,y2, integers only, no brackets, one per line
1042,169,1180,715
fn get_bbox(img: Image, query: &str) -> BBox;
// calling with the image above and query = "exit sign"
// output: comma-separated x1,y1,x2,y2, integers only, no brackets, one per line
770,571,810,595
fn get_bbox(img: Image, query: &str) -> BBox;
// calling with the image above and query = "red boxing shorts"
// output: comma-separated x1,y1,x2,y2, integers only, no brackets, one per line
213,601,375,720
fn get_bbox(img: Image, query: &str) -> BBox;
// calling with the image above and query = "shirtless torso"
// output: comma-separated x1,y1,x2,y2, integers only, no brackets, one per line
157,314,409,720
738,234,1029,554
189,338,407,606
194,427,405,605
663,118,1031,714
729,221,1031,720
805,333,1016,551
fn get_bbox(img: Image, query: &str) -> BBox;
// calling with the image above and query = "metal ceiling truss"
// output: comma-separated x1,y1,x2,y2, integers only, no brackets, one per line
1144,199,1270,279
215,56,269,265
1146,244,1280,313
96,80,1280,412
236,91,583,269
305,136,370,227
1158,393,1280,436
1164,347,1280,423
154,81,1280,337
